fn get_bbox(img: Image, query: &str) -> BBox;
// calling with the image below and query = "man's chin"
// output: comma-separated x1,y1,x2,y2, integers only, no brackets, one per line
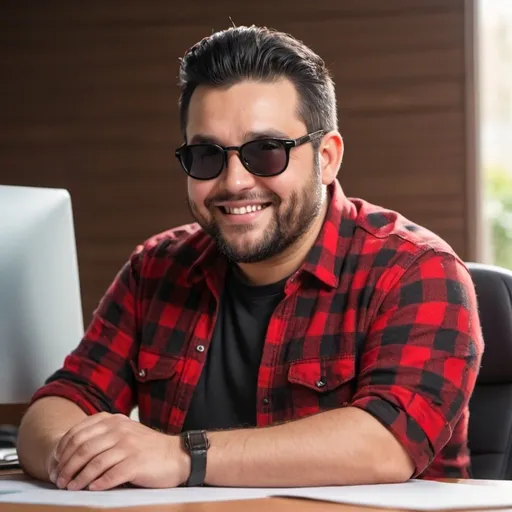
214,235,272,264
218,228,265,247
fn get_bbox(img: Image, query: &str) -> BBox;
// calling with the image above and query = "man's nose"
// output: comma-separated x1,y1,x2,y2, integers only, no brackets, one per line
219,150,257,193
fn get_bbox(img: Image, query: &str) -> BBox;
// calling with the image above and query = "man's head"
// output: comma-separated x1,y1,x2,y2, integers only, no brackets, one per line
177,26,343,264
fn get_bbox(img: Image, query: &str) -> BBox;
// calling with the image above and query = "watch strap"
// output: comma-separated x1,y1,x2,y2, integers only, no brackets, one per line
181,430,209,486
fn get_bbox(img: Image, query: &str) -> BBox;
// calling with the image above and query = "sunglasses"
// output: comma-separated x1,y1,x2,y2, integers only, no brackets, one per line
175,130,325,181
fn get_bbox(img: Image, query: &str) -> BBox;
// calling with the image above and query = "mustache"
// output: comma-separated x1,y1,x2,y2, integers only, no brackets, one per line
205,191,280,208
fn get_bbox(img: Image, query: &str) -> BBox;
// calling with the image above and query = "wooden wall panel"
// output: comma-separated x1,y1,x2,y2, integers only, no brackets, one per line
0,0,473,327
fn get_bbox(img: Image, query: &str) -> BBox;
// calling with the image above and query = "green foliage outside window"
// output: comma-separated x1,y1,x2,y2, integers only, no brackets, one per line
485,166,512,269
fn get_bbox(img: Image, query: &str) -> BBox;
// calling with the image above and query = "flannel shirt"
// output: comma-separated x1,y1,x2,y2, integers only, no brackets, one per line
32,179,484,478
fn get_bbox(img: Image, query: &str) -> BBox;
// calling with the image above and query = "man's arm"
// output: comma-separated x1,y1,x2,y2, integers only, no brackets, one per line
17,247,144,481
206,406,413,487
17,397,87,481
203,252,483,487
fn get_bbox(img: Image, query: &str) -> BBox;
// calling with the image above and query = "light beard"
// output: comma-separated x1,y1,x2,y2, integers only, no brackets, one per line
188,168,324,264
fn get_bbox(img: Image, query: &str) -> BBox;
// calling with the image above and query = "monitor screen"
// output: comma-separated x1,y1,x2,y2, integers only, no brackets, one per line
0,185,84,404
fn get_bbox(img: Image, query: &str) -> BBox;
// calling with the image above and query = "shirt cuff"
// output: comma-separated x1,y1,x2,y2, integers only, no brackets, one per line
351,393,449,477
30,381,103,416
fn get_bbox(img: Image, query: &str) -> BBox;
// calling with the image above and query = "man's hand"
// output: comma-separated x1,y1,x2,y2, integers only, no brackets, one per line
48,412,189,491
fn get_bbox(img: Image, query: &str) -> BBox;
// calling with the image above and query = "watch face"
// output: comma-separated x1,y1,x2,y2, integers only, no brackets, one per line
184,430,210,451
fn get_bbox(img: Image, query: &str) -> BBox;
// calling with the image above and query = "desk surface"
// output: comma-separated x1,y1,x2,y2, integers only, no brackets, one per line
1,470,511,512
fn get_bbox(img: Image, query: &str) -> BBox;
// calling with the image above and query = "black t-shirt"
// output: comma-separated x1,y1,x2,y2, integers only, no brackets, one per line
182,266,286,431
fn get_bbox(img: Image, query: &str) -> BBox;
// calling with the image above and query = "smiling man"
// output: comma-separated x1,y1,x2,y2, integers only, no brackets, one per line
18,26,483,491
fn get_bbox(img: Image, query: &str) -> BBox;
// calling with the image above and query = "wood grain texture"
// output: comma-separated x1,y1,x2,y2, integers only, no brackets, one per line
0,404,27,427
0,0,473,326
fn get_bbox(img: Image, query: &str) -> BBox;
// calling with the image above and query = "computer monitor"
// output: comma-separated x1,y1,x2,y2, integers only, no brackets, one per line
0,185,84,404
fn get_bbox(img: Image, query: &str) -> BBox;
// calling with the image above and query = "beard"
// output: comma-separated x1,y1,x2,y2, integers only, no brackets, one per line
188,162,324,264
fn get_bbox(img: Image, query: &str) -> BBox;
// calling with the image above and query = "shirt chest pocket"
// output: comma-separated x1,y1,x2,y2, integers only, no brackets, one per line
131,349,184,433
287,355,356,419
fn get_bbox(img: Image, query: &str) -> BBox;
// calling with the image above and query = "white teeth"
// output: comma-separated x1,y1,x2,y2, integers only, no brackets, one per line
224,204,265,215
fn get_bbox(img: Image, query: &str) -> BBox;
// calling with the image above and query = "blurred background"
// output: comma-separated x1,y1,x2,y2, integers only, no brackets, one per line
0,0,505,324
480,0,512,269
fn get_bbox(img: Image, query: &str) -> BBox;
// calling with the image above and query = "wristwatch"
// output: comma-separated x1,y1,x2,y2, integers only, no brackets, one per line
180,430,210,486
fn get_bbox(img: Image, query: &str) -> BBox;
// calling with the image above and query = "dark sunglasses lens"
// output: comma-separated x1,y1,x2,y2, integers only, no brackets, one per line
180,145,224,179
241,140,287,176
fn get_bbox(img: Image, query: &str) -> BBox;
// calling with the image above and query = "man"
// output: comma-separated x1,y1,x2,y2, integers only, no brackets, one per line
18,25,483,491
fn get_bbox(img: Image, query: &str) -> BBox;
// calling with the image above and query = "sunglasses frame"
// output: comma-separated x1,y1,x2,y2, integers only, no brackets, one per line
175,130,325,181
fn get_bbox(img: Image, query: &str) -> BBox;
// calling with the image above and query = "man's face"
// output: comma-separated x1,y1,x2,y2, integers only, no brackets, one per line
186,79,324,263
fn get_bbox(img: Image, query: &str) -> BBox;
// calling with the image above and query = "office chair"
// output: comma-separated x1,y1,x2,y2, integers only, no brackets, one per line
466,262,512,479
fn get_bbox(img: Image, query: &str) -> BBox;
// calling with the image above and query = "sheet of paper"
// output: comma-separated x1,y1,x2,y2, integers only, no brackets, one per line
1,478,512,509
278,479,512,510
0,479,277,508
0,477,53,492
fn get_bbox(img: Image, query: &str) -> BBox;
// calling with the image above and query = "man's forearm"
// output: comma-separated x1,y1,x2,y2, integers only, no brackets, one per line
17,397,88,481
205,407,415,487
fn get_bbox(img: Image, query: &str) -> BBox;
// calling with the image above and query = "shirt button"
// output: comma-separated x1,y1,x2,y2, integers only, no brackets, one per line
315,379,326,388
196,345,205,353
262,398,270,405
138,369,146,378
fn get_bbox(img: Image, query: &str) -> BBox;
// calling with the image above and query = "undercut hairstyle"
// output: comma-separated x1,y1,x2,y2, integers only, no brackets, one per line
178,25,338,144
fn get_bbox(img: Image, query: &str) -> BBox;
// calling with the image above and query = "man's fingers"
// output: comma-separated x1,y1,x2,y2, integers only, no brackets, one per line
66,448,126,491
55,433,118,489
88,460,136,491
48,455,58,483
56,420,111,479
54,412,110,462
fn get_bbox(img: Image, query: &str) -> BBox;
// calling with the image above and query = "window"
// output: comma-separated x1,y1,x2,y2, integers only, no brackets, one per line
480,0,512,268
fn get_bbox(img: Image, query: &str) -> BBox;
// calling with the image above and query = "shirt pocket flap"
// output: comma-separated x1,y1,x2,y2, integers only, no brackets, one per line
288,356,356,392
131,349,182,382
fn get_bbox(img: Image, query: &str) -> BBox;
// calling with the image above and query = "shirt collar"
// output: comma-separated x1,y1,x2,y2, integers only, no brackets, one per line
186,235,227,296
188,180,357,290
300,180,357,288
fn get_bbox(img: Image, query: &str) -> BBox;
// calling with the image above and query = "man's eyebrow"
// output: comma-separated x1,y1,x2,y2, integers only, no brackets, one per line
244,129,291,141
188,129,292,146
189,133,221,145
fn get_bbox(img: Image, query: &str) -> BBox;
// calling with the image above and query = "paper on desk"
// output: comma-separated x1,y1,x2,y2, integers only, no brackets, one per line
0,479,276,508
1,478,512,509
279,479,512,510
0,478,53,492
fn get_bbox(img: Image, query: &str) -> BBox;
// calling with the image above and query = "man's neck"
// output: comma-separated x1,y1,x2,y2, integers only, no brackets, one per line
237,199,329,286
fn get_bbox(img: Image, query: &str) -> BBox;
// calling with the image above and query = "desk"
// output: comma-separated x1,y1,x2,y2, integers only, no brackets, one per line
1,471,511,512
0,404,27,427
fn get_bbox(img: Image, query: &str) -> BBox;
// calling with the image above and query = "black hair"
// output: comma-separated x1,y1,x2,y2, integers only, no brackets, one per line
178,25,338,142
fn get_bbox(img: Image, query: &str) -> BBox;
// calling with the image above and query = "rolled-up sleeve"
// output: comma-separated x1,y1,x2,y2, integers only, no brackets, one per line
30,246,143,417
351,251,484,476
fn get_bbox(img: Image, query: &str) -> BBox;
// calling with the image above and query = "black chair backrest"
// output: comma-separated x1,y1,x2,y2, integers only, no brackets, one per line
466,262,512,479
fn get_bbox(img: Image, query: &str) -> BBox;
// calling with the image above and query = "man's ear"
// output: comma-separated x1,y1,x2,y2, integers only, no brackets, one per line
319,131,344,185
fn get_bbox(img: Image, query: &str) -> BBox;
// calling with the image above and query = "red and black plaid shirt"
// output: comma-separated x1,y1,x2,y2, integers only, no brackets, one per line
32,180,483,479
